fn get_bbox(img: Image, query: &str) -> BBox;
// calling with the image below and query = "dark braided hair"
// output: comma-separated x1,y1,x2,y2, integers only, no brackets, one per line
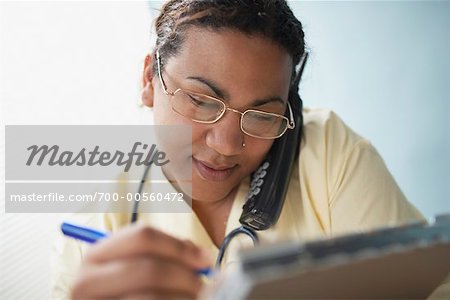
153,0,305,82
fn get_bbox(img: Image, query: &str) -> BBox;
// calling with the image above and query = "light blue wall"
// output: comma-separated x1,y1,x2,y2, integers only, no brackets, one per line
290,1,449,219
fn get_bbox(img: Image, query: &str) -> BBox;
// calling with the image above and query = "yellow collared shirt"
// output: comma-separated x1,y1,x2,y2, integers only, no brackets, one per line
50,108,448,299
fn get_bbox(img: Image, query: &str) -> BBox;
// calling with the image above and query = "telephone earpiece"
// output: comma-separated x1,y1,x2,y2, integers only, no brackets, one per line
239,52,308,231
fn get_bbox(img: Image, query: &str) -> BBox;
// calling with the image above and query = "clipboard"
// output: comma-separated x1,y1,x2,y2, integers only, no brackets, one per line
204,214,450,299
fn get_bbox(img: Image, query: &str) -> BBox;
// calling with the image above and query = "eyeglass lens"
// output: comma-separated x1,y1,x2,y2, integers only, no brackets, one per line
171,90,288,138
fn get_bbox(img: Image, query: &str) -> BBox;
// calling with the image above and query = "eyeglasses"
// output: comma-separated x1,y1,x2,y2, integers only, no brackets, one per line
155,51,295,139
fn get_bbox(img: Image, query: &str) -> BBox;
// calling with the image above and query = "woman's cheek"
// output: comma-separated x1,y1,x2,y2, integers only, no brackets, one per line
153,101,171,125
247,139,273,159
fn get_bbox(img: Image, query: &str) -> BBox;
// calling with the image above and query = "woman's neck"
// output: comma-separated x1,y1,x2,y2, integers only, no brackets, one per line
192,187,238,248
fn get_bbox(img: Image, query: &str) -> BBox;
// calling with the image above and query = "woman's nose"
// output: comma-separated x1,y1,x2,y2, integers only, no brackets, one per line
205,110,244,156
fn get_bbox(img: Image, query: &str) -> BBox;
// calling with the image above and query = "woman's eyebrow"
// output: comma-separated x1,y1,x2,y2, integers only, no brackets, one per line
252,97,285,107
186,76,285,106
186,76,228,99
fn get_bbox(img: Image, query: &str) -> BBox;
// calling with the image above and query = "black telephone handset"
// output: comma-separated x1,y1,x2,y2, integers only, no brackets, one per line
240,52,308,231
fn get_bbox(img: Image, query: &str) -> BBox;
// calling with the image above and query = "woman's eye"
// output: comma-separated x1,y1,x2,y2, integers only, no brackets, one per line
186,95,199,105
253,114,275,122
188,95,205,106
188,95,217,109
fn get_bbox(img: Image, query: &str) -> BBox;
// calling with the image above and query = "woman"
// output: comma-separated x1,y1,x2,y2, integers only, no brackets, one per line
51,0,436,299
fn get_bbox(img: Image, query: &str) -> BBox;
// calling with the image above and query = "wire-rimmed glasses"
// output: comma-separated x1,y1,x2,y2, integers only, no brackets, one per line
156,51,295,139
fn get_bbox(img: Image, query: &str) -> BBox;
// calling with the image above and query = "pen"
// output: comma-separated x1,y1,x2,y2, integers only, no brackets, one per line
61,222,212,276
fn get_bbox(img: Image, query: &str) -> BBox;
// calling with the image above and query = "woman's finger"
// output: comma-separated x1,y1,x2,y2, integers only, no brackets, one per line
120,291,195,300
85,225,212,270
72,256,203,299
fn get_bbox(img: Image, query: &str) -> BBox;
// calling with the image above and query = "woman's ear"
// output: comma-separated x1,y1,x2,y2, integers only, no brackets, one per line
141,54,154,108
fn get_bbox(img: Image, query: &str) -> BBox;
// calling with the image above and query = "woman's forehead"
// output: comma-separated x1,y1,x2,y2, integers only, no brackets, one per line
163,28,293,101
171,27,292,68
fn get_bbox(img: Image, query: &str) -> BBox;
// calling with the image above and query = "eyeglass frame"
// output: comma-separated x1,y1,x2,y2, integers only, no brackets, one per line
155,50,296,140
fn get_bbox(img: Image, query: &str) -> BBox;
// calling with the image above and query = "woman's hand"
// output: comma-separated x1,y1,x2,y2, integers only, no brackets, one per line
71,225,212,300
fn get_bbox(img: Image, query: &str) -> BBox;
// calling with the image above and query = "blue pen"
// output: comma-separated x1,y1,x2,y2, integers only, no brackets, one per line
61,222,212,276
61,222,109,243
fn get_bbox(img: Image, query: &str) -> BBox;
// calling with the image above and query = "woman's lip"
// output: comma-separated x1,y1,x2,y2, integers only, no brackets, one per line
193,158,236,181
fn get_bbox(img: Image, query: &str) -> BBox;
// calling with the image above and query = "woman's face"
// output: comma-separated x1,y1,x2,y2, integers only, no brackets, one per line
145,27,293,204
